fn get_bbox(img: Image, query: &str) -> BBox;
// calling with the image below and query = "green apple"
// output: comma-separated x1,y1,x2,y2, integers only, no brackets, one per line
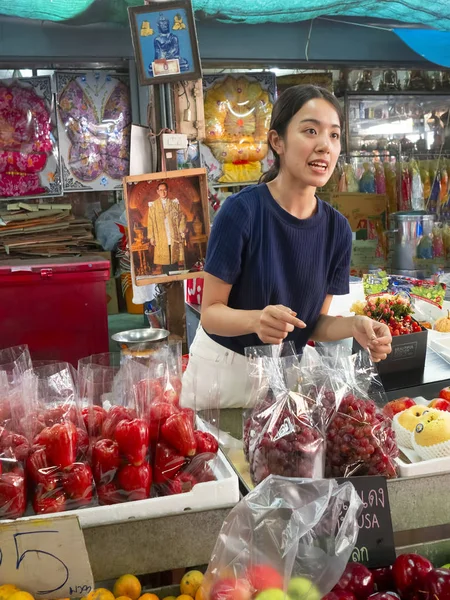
287,578,320,600
441,563,450,569
255,589,289,600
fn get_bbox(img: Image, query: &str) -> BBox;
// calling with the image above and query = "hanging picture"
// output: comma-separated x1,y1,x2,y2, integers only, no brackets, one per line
0,76,62,200
200,72,276,185
56,71,131,193
124,168,209,286
128,0,202,86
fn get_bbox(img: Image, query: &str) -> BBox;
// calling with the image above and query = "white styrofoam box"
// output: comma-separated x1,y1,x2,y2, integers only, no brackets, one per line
395,396,450,477
328,281,364,317
2,448,239,528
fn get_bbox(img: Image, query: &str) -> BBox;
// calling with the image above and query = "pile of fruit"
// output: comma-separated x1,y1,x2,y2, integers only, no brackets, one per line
0,368,220,518
325,553,450,600
352,295,422,337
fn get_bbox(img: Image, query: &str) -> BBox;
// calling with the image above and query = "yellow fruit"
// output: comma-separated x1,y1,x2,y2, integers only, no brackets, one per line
180,571,204,598
0,587,19,600
9,593,35,600
114,576,142,600
195,587,207,600
87,589,116,600
116,597,132,600
140,595,160,600
162,597,177,600
177,595,195,600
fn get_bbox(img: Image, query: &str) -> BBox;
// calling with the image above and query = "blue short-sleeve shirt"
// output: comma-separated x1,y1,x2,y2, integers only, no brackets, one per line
204,183,352,355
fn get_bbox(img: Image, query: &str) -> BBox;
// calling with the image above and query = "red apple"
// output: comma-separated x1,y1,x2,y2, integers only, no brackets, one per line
210,579,252,600
246,565,283,592
426,568,450,600
392,554,433,597
383,398,416,419
333,563,374,600
429,398,450,412
323,592,356,600
439,387,450,402
371,567,395,593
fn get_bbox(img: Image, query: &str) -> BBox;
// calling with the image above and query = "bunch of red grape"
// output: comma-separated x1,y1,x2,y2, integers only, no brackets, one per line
325,393,398,478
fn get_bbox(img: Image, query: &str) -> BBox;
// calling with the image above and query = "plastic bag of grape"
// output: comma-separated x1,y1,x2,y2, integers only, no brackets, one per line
199,476,363,600
325,351,398,478
244,349,332,486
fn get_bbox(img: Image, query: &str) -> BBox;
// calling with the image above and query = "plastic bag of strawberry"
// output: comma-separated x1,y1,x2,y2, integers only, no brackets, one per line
244,348,330,486
78,354,151,506
0,345,32,429
325,350,399,478
199,476,362,600
26,362,97,515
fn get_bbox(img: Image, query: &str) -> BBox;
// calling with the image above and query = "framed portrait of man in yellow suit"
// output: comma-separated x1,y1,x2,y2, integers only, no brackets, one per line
124,168,209,285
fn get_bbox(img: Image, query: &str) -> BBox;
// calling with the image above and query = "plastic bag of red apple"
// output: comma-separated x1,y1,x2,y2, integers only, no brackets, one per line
244,349,330,486
78,354,152,506
325,351,399,479
25,362,97,515
200,476,362,600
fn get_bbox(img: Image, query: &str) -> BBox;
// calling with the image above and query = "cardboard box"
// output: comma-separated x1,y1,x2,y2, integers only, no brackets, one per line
329,193,388,239
106,278,119,315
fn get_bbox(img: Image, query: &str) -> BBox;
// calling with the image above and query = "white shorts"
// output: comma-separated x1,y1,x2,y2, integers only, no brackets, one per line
181,326,255,410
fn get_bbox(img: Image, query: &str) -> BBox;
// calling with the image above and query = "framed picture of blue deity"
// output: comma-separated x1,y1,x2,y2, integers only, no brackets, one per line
128,1,202,86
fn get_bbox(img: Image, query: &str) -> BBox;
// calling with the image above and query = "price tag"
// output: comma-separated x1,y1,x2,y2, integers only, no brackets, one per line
337,476,396,569
0,515,94,599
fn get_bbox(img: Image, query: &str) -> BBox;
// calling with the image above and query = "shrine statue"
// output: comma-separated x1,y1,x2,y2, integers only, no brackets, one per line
203,75,272,183
149,13,189,76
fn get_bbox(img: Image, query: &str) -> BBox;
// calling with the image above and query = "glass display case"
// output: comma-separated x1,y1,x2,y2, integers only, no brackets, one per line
344,93,450,156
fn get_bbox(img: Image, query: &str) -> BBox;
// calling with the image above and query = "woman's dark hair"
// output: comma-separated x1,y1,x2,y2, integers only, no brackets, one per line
260,84,344,183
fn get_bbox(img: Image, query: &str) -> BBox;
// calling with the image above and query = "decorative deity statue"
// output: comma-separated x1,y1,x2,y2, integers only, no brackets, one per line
149,13,189,76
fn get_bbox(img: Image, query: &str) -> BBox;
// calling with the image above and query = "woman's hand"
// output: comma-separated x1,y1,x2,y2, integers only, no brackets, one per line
255,305,306,345
352,315,392,362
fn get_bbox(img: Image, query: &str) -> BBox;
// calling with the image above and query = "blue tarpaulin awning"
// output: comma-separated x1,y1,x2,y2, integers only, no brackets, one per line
393,28,450,68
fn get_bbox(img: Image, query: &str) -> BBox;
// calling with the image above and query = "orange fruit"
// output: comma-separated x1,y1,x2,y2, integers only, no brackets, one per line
0,587,20,600
116,597,132,600
162,597,176,600
180,572,204,598
9,593,34,600
177,595,194,600
87,589,116,600
139,596,160,600
113,576,142,600
195,587,207,600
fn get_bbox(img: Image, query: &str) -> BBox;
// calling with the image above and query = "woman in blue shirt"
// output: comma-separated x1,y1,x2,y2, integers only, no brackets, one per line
182,85,391,409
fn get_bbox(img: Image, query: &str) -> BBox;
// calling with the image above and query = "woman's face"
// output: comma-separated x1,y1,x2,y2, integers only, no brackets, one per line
274,98,342,188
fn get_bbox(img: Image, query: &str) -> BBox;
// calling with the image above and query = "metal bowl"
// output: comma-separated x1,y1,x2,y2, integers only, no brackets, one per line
111,328,170,350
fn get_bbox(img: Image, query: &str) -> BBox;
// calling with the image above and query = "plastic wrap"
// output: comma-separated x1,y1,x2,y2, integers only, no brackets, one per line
26,363,96,514
244,348,327,486
201,476,362,600
325,351,398,478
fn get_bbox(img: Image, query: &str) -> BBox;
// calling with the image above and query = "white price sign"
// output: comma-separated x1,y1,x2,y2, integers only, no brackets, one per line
0,515,94,599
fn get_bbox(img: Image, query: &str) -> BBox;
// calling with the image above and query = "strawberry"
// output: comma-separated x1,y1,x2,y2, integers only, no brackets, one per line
27,446,59,491
82,405,107,437
33,486,66,514
45,422,77,468
167,471,197,495
194,431,219,455
2,433,30,463
153,442,186,484
34,427,51,447
102,406,133,440
97,481,123,505
45,404,78,426
62,463,93,506
117,463,152,501
0,472,26,518
92,438,120,483
76,428,90,460
149,402,178,441
115,419,149,466
18,412,46,439
161,413,197,457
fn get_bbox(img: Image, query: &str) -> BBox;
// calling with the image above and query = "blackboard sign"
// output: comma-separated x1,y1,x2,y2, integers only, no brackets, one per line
337,476,396,569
